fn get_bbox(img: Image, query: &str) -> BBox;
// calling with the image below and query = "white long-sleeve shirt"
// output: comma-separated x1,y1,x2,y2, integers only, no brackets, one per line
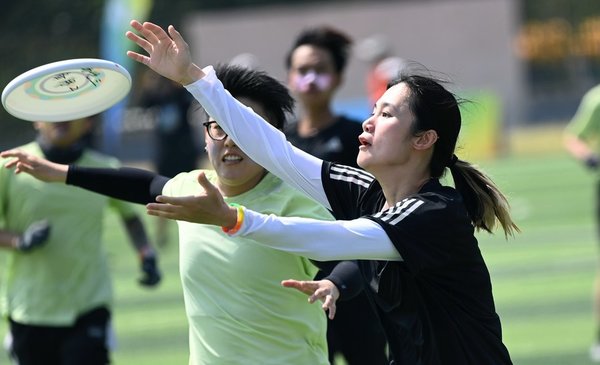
185,66,401,261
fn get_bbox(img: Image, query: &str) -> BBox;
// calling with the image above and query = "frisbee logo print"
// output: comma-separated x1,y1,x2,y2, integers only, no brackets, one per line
25,68,105,100
1,58,131,123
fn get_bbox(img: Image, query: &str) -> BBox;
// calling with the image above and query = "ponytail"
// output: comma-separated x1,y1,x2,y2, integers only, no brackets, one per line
449,158,520,238
393,73,519,238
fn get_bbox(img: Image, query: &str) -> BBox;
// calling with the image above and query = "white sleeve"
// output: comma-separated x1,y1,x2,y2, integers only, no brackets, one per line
232,208,403,261
185,67,331,210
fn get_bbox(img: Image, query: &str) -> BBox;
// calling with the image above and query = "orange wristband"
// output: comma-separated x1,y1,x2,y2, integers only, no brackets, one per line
222,203,244,235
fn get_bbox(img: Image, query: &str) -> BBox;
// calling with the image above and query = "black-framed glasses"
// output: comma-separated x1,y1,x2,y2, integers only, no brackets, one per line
203,121,228,141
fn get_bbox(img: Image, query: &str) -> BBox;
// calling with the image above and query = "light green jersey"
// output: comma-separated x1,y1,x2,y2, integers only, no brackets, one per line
567,84,600,151
164,170,331,365
0,142,138,325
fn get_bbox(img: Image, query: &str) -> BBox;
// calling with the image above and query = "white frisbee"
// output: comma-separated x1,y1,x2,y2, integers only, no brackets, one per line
1,58,131,122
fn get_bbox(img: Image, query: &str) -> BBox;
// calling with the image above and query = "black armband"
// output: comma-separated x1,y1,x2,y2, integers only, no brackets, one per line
67,166,169,204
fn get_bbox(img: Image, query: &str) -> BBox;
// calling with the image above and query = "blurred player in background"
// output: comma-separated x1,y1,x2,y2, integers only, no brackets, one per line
284,25,388,365
564,84,600,362
0,116,161,365
356,34,408,107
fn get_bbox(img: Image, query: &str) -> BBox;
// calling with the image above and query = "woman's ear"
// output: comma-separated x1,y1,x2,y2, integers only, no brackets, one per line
413,130,438,151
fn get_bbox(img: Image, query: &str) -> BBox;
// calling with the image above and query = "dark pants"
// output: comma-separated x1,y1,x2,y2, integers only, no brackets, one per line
8,307,111,365
328,291,389,365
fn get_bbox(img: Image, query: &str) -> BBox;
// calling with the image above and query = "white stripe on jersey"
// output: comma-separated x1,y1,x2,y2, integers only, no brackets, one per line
329,165,374,189
374,198,425,225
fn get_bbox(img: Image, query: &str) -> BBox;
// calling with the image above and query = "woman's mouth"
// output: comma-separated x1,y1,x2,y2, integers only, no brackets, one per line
223,154,243,163
358,135,371,148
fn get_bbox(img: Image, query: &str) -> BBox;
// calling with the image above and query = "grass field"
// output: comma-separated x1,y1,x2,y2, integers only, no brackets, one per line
0,125,599,364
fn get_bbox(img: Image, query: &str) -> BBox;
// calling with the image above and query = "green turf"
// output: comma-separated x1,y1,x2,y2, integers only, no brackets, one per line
0,150,598,364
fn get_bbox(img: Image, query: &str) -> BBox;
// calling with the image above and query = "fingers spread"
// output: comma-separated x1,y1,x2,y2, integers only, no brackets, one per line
16,162,33,173
0,149,26,159
143,21,169,43
308,288,326,303
155,195,186,205
281,279,302,288
146,203,179,219
129,19,143,31
323,297,336,319
4,159,18,169
126,31,153,55
127,51,149,65
196,172,217,194
168,25,188,49
146,202,177,211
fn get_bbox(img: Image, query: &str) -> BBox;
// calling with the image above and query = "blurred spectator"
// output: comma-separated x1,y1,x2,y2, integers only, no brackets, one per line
137,70,201,246
564,84,600,363
0,117,161,365
284,25,389,365
356,34,408,107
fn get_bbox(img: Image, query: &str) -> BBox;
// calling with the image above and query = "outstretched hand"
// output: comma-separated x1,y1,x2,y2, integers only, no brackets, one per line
126,20,205,85
282,279,340,319
146,172,236,228
0,149,68,183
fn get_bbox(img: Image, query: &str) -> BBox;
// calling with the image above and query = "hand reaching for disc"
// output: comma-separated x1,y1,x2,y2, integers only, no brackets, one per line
146,171,237,228
1,149,68,183
126,20,205,86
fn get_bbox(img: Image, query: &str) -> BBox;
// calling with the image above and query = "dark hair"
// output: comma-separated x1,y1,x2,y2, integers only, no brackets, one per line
214,64,294,130
285,26,352,73
391,74,519,237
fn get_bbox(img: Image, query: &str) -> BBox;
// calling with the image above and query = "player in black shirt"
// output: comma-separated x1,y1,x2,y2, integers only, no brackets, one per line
105,21,521,364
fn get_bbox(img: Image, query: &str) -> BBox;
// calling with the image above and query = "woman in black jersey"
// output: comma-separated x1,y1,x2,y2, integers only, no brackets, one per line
10,21,520,364
121,21,519,365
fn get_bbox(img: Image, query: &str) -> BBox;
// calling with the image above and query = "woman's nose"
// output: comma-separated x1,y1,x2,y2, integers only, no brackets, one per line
362,118,374,133
223,135,236,147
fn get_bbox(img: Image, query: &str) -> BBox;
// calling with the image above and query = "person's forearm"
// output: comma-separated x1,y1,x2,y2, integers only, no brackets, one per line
235,209,402,261
315,260,365,300
66,166,169,204
185,67,331,209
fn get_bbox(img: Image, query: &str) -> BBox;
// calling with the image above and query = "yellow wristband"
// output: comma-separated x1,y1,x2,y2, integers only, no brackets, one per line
222,203,244,235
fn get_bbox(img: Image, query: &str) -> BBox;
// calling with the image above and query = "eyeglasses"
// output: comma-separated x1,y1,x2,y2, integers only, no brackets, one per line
203,121,228,141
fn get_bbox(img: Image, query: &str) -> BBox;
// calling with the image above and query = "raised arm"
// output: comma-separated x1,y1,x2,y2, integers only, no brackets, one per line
186,71,330,207
126,20,330,208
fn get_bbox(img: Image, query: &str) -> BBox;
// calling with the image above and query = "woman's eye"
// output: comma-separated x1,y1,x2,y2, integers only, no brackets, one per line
382,112,391,118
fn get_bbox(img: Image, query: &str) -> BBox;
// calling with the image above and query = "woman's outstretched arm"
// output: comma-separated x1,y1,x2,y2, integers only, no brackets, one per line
1,148,168,204
126,20,331,208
